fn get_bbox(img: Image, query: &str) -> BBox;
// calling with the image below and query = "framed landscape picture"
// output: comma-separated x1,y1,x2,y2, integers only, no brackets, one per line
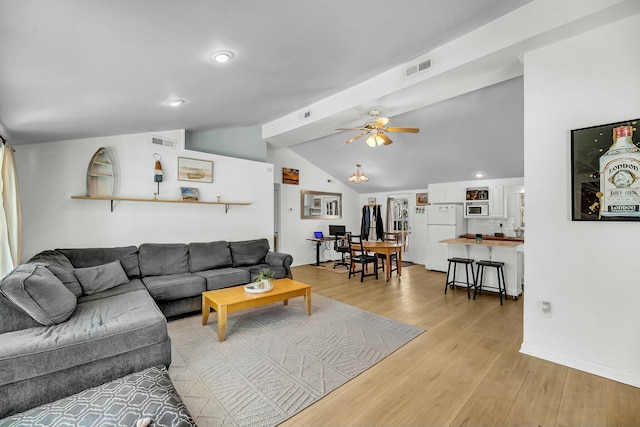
180,187,199,201
416,193,428,206
571,118,639,221
178,157,213,183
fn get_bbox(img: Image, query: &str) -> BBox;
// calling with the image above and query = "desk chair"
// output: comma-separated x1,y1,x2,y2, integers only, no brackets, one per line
333,233,350,269
348,235,378,282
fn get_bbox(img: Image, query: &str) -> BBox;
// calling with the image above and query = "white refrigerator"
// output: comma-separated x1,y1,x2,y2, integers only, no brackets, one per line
425,204,466,272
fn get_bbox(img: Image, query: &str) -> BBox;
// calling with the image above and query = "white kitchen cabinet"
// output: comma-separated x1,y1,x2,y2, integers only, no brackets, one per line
489,185,505,217
429,188,465,204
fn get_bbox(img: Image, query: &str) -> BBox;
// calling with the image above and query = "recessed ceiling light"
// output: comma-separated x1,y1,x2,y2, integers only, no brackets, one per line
167,99,185,107
209,50,235,64
474,172,485,178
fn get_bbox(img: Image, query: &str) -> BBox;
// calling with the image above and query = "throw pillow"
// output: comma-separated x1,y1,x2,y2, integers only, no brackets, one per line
0,264,77,325
74,260,130,295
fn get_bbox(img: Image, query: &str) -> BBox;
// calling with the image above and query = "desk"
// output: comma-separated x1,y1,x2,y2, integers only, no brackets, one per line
440,238,524,298
307,237,336,266
362,241,403,281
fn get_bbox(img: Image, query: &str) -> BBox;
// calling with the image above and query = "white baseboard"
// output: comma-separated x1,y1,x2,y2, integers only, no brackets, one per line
520,343,640,388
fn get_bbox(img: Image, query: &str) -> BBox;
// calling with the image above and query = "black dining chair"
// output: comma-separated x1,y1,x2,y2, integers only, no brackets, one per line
348,234,378,282
376,233,399,275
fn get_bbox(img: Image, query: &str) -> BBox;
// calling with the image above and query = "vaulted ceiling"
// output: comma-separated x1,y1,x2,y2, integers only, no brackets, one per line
1,0,591,192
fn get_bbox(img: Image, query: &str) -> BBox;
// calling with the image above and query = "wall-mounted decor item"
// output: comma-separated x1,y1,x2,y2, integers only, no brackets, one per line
368,197,376,204
571,118,639,221
180,187,199,201
153,153,163,197
178,157,213,183
416,193,429,206
86,147,116,197
300,190,342,219
282,167,299,185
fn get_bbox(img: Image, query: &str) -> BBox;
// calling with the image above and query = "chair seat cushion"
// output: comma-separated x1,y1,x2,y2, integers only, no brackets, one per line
142,274,205,301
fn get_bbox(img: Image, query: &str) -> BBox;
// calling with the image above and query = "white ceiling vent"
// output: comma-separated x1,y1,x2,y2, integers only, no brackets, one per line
151,136,177,149
404,59,432,79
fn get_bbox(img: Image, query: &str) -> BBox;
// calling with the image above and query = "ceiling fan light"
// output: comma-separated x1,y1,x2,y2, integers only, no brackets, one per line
365,134,385,147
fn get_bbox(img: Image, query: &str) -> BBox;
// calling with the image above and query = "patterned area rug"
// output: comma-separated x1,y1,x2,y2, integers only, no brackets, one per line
168,294,424,427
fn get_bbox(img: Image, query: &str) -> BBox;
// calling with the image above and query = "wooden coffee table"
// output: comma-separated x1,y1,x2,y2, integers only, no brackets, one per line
201,278,312,341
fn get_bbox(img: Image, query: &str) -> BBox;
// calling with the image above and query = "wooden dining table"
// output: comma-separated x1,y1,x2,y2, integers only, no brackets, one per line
362,241,403,281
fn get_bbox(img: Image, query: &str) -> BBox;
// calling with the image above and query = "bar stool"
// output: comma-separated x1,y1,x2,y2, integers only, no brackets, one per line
444,257,476,299
474,260,507,305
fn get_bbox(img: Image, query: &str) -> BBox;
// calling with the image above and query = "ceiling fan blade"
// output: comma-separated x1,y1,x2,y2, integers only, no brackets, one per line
380,133,393,145
386,127,420,133
344,133,366,145
336,127,366,131
374,117,390,127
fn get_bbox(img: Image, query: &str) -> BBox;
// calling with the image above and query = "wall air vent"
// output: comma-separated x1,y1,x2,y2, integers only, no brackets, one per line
404,59,432,79
151,136,177,149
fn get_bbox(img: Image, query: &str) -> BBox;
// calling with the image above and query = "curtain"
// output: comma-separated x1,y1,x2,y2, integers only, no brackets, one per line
0,141,22,277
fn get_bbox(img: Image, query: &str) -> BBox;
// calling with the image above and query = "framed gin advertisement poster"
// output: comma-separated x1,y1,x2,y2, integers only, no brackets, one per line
571,118,639,221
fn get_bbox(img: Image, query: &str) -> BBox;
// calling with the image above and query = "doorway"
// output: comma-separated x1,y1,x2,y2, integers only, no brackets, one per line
273,183,280,252
387,193,412,262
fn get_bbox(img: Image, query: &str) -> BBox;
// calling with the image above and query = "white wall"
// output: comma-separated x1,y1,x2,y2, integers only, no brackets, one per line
16,130,274,260
521,13,640,387
268,147,360,266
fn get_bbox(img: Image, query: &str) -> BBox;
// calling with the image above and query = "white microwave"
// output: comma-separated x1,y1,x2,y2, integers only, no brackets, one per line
466,202,489,216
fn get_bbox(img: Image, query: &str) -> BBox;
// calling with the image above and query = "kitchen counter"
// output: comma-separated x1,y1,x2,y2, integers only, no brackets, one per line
442,238,523,248
458,234,524,243
440,238,524,298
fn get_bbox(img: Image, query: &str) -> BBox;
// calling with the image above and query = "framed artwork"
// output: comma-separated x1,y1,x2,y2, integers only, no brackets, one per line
368,197,376,204
416,193,428,206
282,167,299,185
178,157,213,183
180,187,199,201
313,198,321,208
571,118,639,221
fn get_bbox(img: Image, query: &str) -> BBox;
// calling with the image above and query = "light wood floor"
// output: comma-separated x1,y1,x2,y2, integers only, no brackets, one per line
279,263,640,427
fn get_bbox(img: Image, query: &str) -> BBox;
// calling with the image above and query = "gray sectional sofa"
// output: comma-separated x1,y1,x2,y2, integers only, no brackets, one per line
0,238,293,418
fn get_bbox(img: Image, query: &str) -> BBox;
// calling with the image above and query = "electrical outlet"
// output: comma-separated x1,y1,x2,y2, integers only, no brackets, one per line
538,301,551,318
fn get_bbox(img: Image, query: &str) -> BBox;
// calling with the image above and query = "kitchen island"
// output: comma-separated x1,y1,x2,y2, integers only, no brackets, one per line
440,237,524,299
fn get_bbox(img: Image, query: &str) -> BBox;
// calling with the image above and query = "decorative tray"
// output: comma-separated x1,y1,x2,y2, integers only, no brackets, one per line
244,283,273,294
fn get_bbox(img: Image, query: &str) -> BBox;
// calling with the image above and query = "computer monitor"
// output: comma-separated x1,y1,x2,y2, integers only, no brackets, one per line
329,224,346,236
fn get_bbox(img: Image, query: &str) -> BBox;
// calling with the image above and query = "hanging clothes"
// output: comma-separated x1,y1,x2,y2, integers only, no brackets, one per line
360,205,370,240
375,205,384,240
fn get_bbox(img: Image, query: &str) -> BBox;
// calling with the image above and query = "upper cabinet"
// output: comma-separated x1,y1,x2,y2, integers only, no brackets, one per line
429,188,465,204
489,185,505,218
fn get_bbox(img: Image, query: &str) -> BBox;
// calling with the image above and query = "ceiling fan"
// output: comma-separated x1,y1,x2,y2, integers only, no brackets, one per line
337,109,420,147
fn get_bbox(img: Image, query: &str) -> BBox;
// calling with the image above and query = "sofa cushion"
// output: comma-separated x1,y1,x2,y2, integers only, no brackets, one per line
188,241,232,272
0,289,167,388
27,250,83,297
74,260,130,295
139,243,189,277
0,264,76,326
238,264,287,281
193,268,251,291
229,239,270,267
77,279,147,304
141,273,205,302
58,246,140,279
